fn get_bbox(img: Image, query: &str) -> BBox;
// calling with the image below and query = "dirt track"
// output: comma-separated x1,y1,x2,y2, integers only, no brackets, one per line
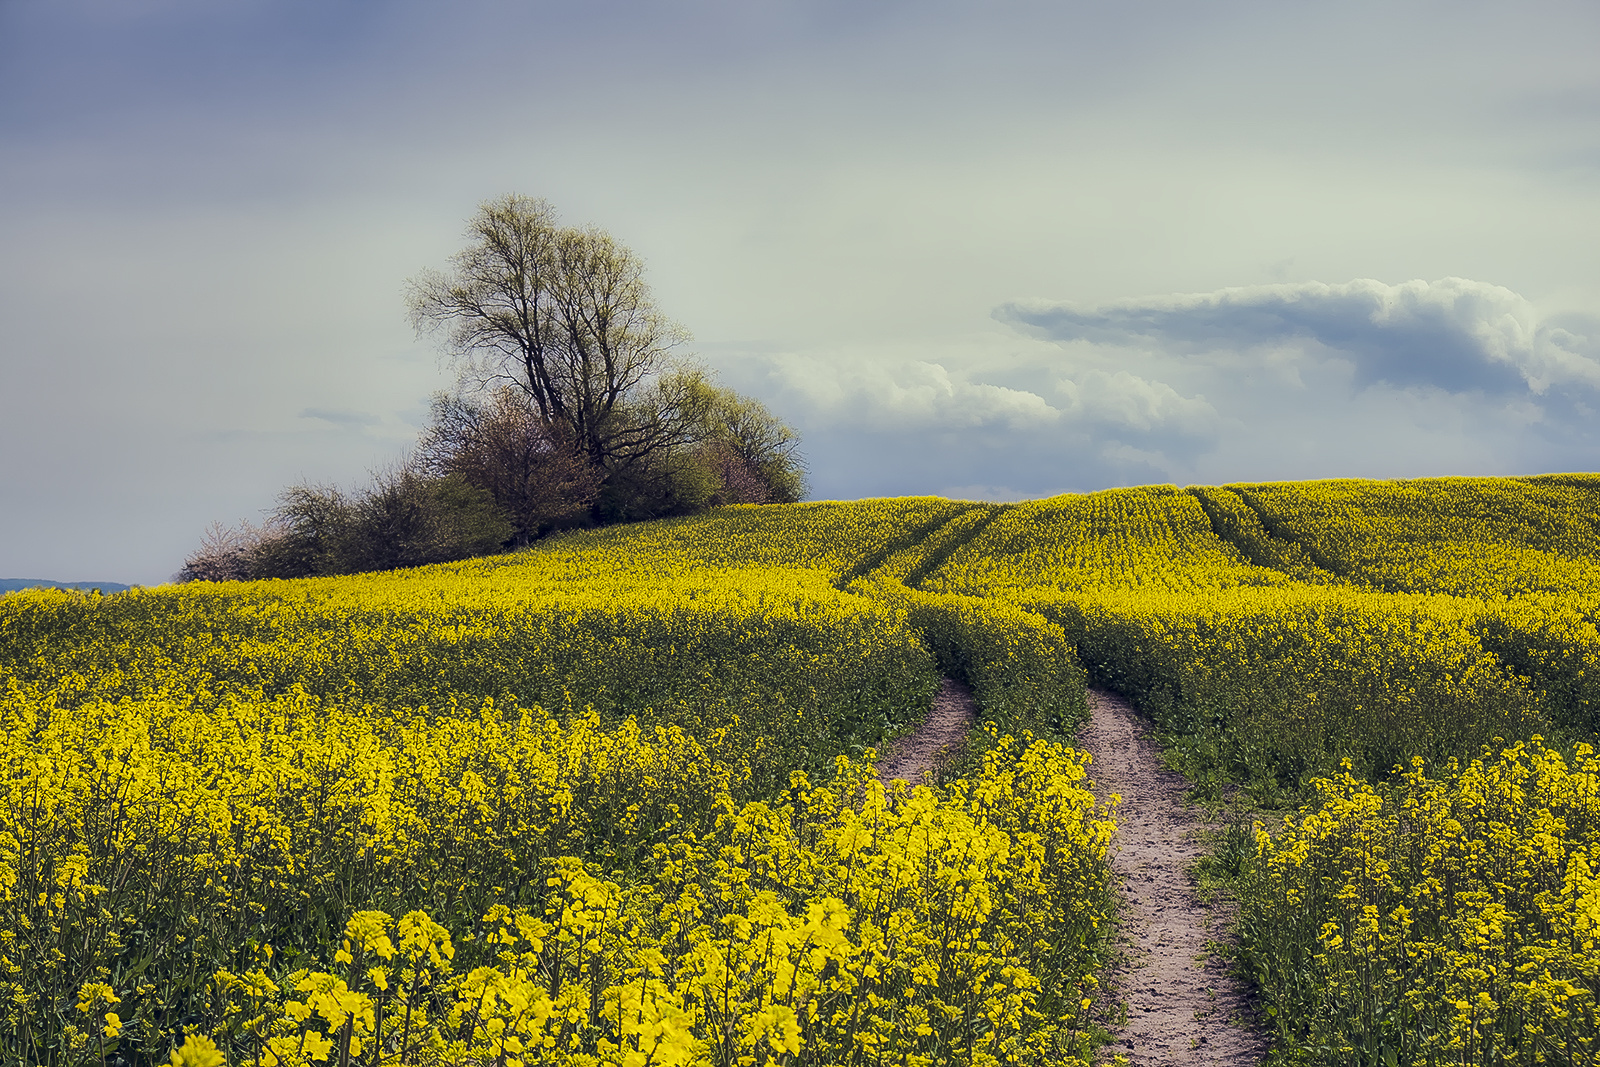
875,681,1264,1065
1080,688,1265,1066
875,677,976,787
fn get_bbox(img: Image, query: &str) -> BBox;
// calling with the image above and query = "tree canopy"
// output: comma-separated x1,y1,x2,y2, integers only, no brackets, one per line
406,195,700,477
406,194,805,524
179,194,807,581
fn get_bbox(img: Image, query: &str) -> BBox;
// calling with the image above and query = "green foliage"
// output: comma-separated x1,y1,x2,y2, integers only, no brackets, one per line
591,440,721,522
342,471,513,572
697,384,807,504
415,388,601,543
1237,742,1600,1066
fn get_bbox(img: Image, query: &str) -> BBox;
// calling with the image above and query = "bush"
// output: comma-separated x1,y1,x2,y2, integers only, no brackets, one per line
415,388,601,543
178,472,512,581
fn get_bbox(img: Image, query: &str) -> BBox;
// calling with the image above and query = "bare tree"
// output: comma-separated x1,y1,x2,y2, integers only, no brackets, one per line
174,521,259,582
180,196,812,580
406,195,698,477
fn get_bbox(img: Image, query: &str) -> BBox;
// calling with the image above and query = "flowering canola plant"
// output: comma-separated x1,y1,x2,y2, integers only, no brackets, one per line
1239,740,1600,1065
0,498,1107,1066
198,732,1115,1067
916,477,1600,1059
6,477,1600,1064
922,480,1598,789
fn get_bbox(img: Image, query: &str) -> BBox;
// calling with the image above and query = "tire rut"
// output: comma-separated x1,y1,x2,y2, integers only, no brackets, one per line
875,677,976,787
1079,688,1265,1066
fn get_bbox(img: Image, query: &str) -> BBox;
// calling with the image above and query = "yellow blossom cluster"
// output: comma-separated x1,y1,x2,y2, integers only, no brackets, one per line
0,541,949,800
922,484,1294,598
901,475,1600,1059
1222,475,1600,734
1240,740,1600,1065
7,475,1600,1064
0,684,770,1062
199,731,1115,1067
1231,474,1600,601
854,577,1088,738
1027,585,1542,792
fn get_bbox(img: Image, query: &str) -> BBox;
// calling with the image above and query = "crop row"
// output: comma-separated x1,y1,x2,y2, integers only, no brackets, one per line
0,499,1101,1067
907,479,1600,1061
922,482,1600,791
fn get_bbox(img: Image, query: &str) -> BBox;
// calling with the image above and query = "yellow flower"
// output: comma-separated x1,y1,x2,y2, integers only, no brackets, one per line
168,1035,226,1067
300,1030,334,1063
76,981,120,1013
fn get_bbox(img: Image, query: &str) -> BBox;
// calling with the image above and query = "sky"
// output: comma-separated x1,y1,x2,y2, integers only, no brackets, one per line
2,0,1598,585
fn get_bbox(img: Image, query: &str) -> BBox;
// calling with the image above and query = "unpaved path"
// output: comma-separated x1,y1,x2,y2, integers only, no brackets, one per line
875,677,976,787
875,681,1264,1064
1080,688,1264,1066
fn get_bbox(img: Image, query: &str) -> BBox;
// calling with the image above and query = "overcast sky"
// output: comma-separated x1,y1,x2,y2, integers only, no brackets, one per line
3,0,1598,584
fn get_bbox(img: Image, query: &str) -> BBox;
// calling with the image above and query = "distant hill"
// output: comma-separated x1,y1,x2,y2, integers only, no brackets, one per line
0,578,132,594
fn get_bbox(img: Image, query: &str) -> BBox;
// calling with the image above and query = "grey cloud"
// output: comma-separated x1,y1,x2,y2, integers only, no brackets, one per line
299,407,380,428
997,278,1600,398
709,343,1220,503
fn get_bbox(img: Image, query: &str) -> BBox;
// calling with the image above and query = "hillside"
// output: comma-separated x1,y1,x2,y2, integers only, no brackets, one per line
0,577,131,593
2,474,1597,1067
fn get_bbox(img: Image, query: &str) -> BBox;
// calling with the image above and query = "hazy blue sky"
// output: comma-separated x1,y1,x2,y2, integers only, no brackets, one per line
3,0,1598,584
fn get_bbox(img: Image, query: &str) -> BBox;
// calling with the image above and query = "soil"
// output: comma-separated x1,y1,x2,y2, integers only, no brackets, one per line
1079,688,1266,1066
875,677,977,787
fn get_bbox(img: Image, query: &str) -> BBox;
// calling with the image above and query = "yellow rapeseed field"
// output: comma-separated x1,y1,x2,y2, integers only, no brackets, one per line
920,477,1600,1063
0,500,1102,1066
1242,741,1600,1065
4,477,1598,1065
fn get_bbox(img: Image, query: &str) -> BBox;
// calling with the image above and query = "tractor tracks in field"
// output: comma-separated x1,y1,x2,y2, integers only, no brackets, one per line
1080,688,1266,1066
874,681,1265,1064
837,501,1010,594
875,677,977,787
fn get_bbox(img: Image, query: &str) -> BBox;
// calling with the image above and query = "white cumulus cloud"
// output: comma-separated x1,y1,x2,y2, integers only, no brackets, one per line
766,350,1064,430
1057,370,1219,437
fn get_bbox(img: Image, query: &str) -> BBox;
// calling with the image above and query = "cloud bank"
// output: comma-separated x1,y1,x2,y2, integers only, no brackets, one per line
998,278,1600,397
713,278,1599,505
